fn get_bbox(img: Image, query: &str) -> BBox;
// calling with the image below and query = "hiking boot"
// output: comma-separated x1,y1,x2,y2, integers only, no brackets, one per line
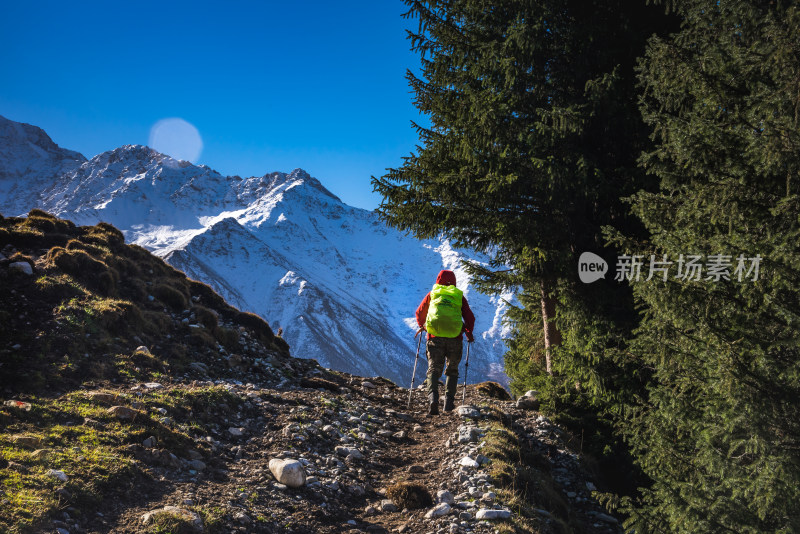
443,394,455,412
427,392,439,416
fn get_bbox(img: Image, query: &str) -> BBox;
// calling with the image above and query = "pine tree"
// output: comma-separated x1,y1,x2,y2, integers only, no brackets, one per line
616,1,800,531
374,0,672,408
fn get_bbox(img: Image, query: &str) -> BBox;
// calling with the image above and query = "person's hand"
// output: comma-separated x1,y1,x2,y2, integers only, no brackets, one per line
466,331,475,343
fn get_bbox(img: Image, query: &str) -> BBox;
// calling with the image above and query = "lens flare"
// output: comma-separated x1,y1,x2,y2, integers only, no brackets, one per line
148,117,203,163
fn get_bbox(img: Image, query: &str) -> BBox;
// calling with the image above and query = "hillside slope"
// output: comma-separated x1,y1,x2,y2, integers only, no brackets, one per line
0,213,621,534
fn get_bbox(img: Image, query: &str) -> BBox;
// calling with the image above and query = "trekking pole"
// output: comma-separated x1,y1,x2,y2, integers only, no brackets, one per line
462,340,472,404
407,329,423,410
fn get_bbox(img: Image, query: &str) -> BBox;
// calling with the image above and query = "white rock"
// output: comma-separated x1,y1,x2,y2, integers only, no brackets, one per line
475,508,511,520
334,446,364,460
437,490,454,504
228,427,246,437
456,406,481,418
187,459,206,471
143,382,163,389
47,469,68,482
234,512,252,524
9,261,33,275
425,502,451,518
268,458,306,488
380,499,398,512
516,396,540,410
458,457,479,468
524,390,539,398
134,346,151,354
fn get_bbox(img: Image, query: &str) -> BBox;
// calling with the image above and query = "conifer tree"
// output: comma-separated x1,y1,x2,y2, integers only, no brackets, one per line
615,1,800,531
374,1,671,408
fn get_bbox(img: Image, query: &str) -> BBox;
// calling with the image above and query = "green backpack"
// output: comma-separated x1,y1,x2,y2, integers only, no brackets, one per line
425,284,463,337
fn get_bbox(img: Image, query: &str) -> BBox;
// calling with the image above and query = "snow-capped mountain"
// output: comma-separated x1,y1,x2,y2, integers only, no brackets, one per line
0,115,86,216
0,115,513,386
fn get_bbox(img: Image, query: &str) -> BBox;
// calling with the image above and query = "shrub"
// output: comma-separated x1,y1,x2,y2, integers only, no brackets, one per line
386,482,432,510
27,209,56,219
475,381,511,400
193,305,218,330
189,279,230,312
81,222,125,251
236,311,274,343
45,247,117,295
152,284,188,311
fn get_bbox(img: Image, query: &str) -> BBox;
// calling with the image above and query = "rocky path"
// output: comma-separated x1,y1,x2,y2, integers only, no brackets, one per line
41,368,623,534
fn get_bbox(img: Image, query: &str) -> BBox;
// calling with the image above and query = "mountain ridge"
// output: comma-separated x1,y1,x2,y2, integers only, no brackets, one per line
0,115,512,386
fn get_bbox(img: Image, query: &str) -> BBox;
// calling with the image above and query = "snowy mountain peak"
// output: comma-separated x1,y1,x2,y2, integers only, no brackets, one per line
0,115,87,216
0,114,86,164
0,116,512,386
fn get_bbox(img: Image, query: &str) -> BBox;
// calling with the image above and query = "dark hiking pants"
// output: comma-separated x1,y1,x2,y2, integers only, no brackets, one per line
425,336,463,397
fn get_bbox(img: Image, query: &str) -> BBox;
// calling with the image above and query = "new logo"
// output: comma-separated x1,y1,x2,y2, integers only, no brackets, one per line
578,252,608,283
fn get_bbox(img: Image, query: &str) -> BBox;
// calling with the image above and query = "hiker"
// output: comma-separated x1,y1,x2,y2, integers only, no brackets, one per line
416,269,475,415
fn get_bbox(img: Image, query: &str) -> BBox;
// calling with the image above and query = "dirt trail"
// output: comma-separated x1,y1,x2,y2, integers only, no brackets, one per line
31,371,621,534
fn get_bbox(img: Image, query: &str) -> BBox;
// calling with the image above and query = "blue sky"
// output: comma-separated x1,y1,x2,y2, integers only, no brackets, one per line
0,1,425,210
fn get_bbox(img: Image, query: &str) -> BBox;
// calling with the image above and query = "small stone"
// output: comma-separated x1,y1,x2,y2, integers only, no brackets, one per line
9,261,33,275
459,511,472,521
47,469,69,482
228,427,246,437
334,446,364,460
143,382,163,389
189,362,209,374
268,458,306,488
380,499,398,512
408,465,424,474
142,436,157,448
413,424,424,432
187,460,206,471
456,406,481,418
55,528,69,534
234,512,252,524
425,502,451,518
586,481,597,491
437,490,454,505
393,430,407,439
135,346,151,354
516,396,540,410
475,508,511,520
458,457,479,468
362,381,377,389
364,505,377,516
107,406,140,420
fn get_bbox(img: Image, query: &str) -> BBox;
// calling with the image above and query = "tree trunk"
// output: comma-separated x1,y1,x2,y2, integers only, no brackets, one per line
540,279,562,375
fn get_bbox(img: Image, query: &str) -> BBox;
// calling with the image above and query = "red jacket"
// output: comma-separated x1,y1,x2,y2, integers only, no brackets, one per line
416,270,476,341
